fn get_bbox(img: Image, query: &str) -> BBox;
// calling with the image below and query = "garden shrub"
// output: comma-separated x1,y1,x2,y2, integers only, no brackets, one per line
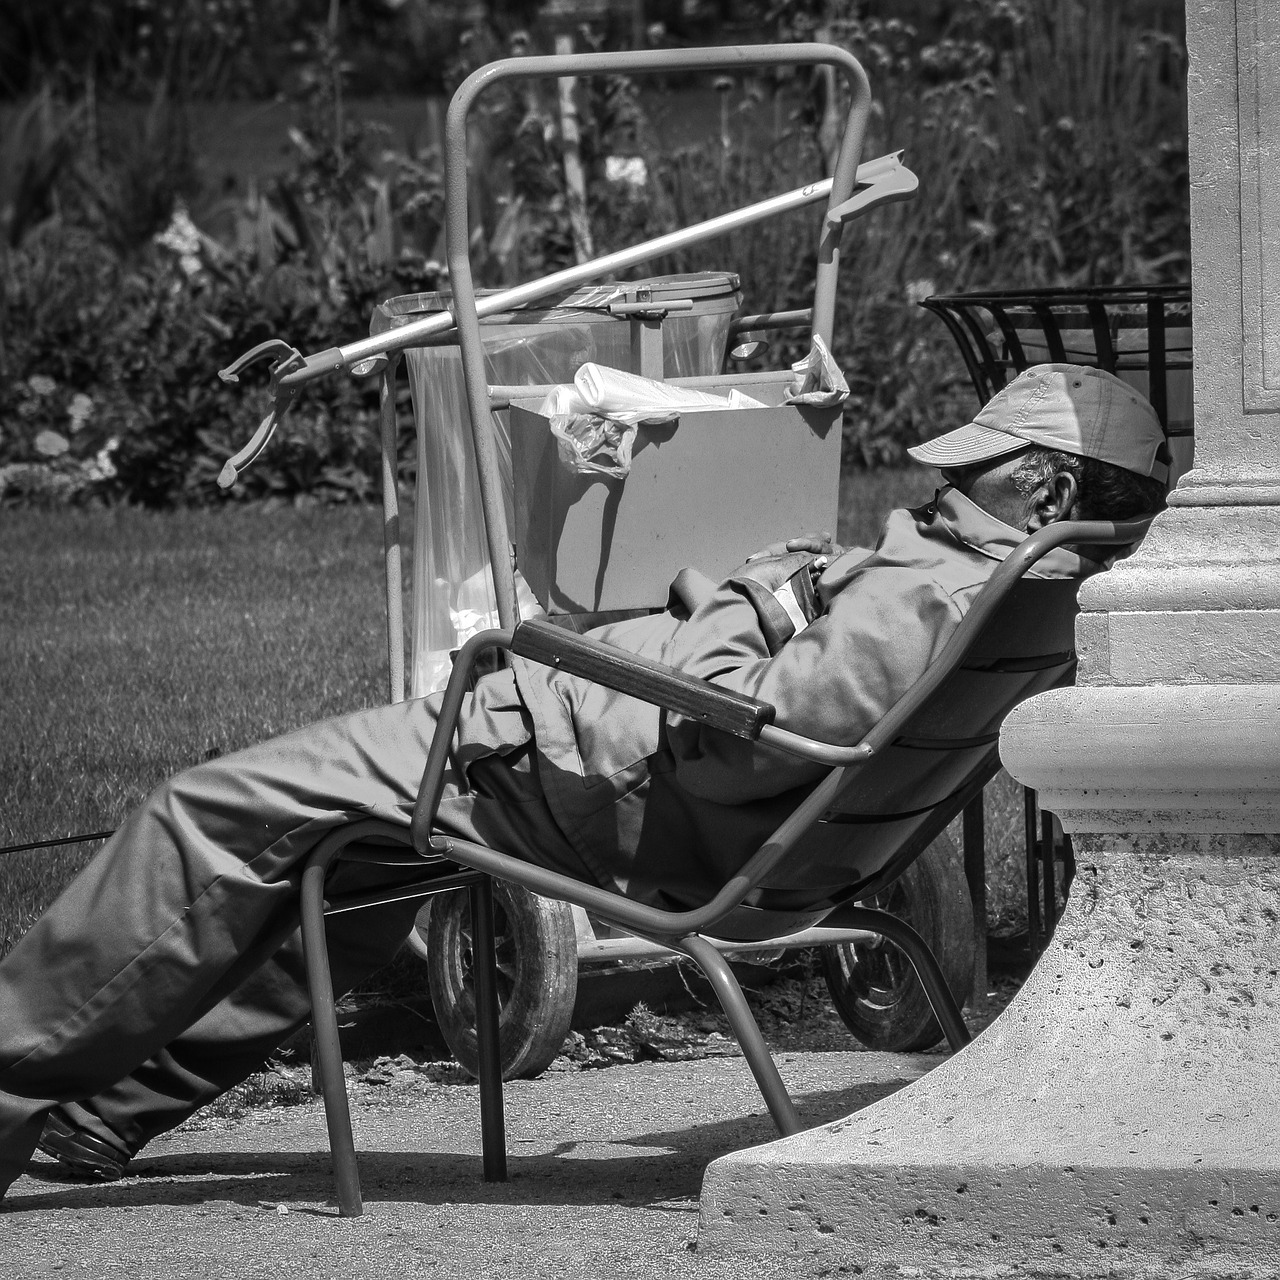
616,0,1189,463
1,9,438,508
0,221,426,506
1,0,1189,505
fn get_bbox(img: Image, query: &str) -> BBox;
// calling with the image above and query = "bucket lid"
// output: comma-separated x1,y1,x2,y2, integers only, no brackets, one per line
610,272,741,304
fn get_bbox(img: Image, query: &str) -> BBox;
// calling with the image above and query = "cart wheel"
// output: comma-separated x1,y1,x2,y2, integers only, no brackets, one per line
419,884,578,1081
821,833,975,1053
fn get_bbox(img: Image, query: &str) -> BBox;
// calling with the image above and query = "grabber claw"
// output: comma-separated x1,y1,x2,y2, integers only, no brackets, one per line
217,339,304,385
216,340,307,489
218,404,286,489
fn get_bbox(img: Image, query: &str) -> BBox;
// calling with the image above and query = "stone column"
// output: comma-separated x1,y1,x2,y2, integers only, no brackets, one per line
696,5,1280,1273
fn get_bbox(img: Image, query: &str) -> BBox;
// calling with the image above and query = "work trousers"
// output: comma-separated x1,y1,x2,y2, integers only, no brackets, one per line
0,678,584,1196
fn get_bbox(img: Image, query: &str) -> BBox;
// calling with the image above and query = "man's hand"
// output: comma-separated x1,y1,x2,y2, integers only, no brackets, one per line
745,531,845,563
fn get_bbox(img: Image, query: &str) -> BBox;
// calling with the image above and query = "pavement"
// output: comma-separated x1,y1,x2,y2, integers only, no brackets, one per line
0,1049,936,1279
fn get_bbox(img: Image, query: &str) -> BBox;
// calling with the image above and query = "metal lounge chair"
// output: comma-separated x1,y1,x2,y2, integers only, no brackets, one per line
297,514,1152,1216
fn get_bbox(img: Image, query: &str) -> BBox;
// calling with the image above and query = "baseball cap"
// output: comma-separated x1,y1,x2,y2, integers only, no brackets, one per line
907,363,1170,484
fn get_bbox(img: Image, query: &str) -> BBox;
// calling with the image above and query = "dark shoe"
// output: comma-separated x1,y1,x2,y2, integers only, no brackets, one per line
37,1109,131,1181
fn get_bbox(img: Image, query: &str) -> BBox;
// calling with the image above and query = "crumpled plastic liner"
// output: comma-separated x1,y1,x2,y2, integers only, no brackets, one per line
548,413,640,478
543,363,766,477
414,567,545,693
784,333,850,407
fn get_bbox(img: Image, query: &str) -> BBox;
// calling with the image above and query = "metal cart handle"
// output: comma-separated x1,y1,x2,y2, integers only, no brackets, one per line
443,43,875,632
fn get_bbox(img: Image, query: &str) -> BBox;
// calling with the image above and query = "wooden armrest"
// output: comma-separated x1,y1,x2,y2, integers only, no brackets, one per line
511,617,775,740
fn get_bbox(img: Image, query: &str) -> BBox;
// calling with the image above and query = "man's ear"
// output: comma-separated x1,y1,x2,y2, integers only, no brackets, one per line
1024,471,1079,529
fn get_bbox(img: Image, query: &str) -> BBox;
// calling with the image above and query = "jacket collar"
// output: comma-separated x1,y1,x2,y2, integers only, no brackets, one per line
914,485,1096,579
816,483,1099,605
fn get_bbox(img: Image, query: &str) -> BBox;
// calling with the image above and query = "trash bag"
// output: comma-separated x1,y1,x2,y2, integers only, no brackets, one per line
542,363,765,478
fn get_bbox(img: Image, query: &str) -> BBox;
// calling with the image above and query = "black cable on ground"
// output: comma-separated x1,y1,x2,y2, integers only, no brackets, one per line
0,831,115,857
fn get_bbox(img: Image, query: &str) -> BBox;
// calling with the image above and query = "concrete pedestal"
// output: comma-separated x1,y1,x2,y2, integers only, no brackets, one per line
698,689,1280,1275
698,4,1280,1272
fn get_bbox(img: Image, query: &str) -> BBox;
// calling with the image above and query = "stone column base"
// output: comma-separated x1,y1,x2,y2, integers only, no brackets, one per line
699,841,1280,1275
697,688,1280,1275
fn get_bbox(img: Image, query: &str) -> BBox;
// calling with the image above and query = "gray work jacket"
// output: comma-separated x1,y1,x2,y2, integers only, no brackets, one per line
453,488,1097,909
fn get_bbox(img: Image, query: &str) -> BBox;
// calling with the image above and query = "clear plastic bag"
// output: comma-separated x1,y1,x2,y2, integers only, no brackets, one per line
783,334,850,407
543,363,765,478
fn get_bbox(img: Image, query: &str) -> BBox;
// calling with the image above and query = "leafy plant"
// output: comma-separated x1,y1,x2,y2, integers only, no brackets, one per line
2,0,1190,502
235,13,445,312
638,0,1191,463
0,89,85,249
0,216,423,507
0,7,451,509
71,84,204,257
7,0,260,101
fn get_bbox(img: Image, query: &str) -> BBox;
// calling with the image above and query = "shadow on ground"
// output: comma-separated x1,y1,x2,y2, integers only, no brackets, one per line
15,1077,915,1216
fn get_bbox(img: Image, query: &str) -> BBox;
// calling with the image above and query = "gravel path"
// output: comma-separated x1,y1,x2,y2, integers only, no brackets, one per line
3,956,1028,1277
4,1050,935,1279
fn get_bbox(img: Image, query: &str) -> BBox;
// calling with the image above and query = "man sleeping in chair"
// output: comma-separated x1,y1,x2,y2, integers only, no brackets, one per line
0,364,1168,1195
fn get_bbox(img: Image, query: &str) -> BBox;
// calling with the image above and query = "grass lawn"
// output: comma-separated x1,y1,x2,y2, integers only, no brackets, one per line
0,502,395,952
1,466,1028,958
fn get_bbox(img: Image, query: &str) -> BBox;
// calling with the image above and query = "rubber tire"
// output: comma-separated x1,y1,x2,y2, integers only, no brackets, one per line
821,833,975,1053
421,884,579,1081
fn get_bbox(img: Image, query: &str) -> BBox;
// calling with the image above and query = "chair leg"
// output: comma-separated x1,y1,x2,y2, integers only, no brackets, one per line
961,793,988,1010
832,904,973,1053
672,934,802,1137
468,877,508,1181
1025,786,1043,955
300,856,364,1217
